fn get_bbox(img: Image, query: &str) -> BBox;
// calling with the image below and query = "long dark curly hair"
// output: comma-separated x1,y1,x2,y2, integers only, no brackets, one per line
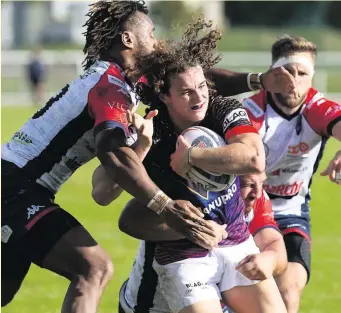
133,17,222,142
82,0,148,70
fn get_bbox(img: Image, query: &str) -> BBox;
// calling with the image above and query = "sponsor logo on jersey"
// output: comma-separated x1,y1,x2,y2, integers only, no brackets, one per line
282,166,308,174
243,99,264,118
12,131,33,145
203,183,237,214
288,142,309,155
107,74,127,90
223,108,249,132
185,281,208,288
27,205,45,220
107,101,130,111
1,225,13,243
326,104,341,116
285,223,307,230
65,156,82,172
263,181,303,196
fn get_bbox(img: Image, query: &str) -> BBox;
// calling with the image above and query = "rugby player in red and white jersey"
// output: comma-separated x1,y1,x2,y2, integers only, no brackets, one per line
91,171,287,313
239,35,341,313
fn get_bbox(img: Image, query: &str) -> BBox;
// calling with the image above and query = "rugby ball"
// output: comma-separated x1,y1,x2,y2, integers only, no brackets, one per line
177,126,236,192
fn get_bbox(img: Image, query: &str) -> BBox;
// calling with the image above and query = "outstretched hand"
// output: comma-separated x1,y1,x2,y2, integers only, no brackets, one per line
262,67,298,98
320,150,341,185
126,109,158,147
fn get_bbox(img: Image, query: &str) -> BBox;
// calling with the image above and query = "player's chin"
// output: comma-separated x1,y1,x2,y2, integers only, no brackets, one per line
191,106,207,121
245,201,255,209
191,111,206,122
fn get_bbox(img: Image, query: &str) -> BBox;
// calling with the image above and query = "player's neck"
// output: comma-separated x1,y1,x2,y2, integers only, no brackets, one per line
271,94,303,117
103,52,139,82
168,113,199,134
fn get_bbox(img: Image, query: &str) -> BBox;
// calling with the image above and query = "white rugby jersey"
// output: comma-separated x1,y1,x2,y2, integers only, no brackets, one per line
243,89,341,217
2,60,139,195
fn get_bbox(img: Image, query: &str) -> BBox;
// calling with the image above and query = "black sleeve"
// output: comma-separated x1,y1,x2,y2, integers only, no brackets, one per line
204,96,253,139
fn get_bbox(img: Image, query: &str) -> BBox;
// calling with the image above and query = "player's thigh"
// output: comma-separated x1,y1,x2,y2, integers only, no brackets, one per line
36,211,113,279
1,242,31,307
3,185,112,279
222,277,286,313
153,253,222,313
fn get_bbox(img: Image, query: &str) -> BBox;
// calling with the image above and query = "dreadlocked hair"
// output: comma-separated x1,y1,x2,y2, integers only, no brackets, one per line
82,0,148,70
133,17,222,142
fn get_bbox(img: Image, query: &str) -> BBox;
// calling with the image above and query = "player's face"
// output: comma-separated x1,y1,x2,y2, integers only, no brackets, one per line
240,172,267,210
133,12,157,56
273,52,314,109
161,66,209,130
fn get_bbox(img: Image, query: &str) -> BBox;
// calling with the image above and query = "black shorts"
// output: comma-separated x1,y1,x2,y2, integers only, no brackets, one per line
2,183,81,280
283,232,311,283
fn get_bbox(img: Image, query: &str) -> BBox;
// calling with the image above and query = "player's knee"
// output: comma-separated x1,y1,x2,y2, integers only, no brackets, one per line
279,283,302,313
86,254,114,286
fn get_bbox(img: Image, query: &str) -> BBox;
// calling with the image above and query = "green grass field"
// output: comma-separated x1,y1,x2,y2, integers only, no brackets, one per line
2,106,341,313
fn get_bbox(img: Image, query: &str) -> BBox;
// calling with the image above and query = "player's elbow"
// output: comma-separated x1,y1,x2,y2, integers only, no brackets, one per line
250,154,265,174
92,185,123,206
118,212,136,236
92,189,112,206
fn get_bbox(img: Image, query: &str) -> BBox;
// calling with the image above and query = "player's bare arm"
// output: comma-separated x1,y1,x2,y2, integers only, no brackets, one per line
170,132,265,178
92,165,123,206
321,120,341,184
208,66,297,96
255,228,288,277
119,199,184,241
118,199,227,244
236,228,287,281
92,110,157,205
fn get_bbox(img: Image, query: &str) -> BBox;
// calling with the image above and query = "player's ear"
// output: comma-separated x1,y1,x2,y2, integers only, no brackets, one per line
121,31,134,49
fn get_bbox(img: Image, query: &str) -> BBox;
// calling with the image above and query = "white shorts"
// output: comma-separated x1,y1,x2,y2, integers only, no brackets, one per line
153,236,260,313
